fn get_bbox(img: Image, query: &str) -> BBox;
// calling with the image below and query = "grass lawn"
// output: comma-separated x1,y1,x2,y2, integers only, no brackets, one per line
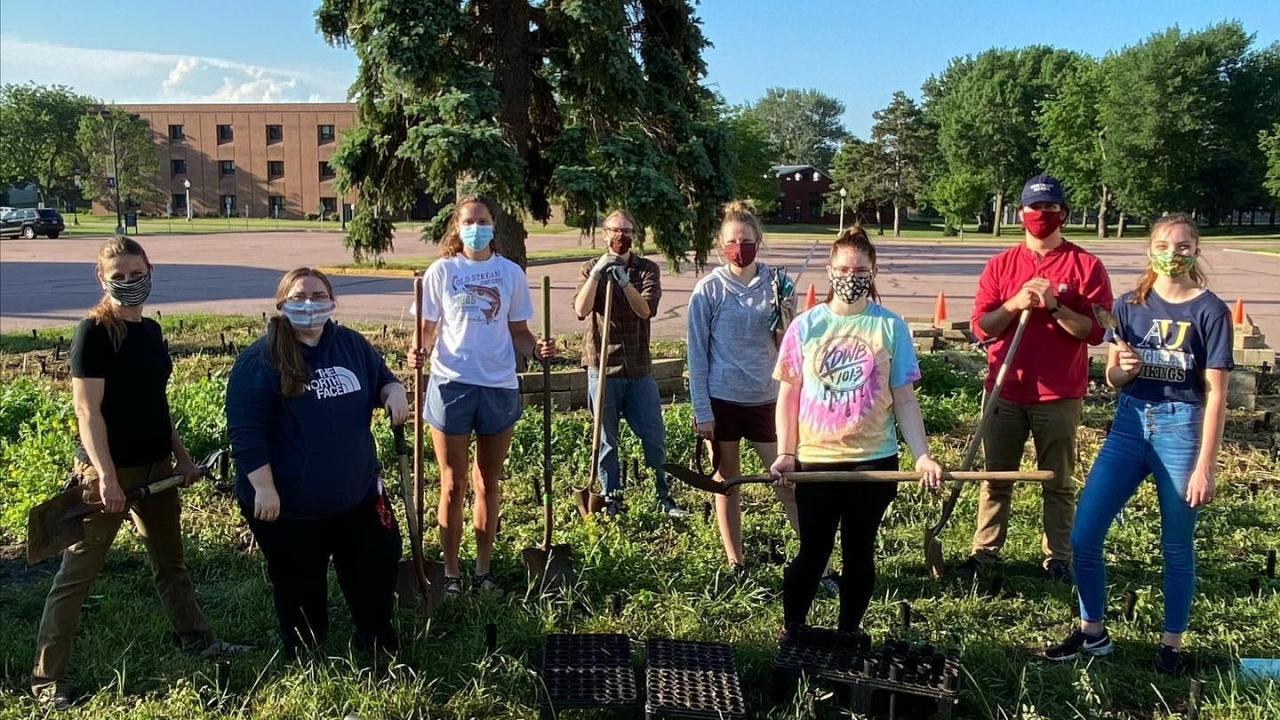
1,315,1278,719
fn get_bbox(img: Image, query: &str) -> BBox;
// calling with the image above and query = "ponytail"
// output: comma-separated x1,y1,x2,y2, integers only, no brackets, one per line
824,225,882,304
267,316,311,397
89,236,152,350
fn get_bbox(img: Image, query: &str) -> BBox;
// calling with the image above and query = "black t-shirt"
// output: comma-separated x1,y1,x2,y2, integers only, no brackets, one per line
70,317,174,467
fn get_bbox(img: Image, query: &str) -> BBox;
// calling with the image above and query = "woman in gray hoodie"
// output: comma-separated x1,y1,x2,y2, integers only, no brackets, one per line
687,201,809,575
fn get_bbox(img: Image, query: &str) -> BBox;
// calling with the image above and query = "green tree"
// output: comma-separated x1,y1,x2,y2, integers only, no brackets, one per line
723,108,779,215
868,92,928,236
1262,123,1280,202
827,137,884,227
316,0,732,268
743,88,847,169
1036,58,1113,237
76,108,160,219
0,83,93,207
924,171,987,238
925,47,1080,236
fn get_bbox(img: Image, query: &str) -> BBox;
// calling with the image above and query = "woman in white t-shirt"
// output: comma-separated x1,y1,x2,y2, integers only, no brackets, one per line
408,196,556,597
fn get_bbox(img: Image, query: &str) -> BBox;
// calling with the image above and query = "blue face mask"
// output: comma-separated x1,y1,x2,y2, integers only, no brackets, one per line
460,224,494,252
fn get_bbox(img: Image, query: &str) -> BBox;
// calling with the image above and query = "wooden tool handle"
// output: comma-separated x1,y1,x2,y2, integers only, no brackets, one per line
746,470,1055,484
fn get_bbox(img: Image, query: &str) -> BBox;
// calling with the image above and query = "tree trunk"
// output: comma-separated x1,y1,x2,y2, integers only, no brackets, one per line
1117,214,1127,238
893,202,901,237
992,192,1003,237
1097,186,1109,239
477,0,532,268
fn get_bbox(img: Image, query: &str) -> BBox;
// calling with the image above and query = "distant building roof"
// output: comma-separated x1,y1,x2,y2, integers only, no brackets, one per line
770,164,831,180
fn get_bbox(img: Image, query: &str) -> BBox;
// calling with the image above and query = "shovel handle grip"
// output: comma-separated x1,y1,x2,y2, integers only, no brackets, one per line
126,473,185,501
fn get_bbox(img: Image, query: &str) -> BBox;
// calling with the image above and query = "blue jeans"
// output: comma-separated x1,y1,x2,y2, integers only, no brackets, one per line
1071,393,1203,634
586,371,669,500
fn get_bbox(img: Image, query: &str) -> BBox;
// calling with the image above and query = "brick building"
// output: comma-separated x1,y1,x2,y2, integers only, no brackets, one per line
768,164,839,224
99,103,357,220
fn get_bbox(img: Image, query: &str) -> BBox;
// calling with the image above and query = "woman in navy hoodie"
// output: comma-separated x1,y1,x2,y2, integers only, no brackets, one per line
227,267,409,658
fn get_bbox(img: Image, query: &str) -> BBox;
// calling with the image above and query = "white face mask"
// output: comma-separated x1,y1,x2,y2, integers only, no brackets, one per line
280,299,335,329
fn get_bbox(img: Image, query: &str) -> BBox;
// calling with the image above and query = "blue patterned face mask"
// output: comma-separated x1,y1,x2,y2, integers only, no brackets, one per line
281,300,335,329
461,224,494,252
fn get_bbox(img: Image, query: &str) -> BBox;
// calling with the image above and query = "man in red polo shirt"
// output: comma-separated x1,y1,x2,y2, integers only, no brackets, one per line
956,174,1113,583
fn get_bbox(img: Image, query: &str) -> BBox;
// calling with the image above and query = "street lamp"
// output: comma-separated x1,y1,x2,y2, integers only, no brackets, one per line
183,179,192,221
838,187,848,234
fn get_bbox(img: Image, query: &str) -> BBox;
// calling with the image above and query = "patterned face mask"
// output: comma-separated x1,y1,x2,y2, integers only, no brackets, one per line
1149,250,1196,278
104,273,152,307
828,271,873,304
281,300,335,329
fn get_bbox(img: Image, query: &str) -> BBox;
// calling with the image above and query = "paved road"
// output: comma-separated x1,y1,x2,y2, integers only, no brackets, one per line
3,231,1279,347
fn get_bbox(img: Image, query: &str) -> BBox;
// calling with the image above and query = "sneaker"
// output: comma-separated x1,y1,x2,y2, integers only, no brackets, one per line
474,572,504,597
818,570,840,596
443,576,464,600
34,685,72,712
1044,559,1073,584
660,498,690,519
952,554,997,581
1154,644,1190,676
604,494,626,517
730,562,750,580
196,639,253,660
1043,629,1113,661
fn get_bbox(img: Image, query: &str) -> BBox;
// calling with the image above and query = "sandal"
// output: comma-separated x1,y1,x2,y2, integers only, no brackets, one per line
473,572,504,597
443,576,464,600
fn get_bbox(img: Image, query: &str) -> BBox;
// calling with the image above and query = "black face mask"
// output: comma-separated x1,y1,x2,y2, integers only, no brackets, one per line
104,273,152,307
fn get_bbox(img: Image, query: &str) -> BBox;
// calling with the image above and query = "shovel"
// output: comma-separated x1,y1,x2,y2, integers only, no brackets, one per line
393,422,435,610
27,448,227,565
663,465,1054,495
574,274,615,517
1091,304,1133,352
923,308,1031,580
523,275,575,591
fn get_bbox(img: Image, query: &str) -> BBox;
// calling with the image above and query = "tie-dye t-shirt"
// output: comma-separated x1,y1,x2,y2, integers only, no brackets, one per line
773,302,921,463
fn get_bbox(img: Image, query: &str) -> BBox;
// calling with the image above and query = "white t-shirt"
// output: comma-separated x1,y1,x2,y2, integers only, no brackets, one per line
420,254,533,389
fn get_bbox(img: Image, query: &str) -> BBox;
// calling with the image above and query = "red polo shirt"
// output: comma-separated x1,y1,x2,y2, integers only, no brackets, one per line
971,241,1113,404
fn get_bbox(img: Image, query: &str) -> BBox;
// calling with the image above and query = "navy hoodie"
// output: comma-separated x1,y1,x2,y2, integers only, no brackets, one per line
227,322,397,519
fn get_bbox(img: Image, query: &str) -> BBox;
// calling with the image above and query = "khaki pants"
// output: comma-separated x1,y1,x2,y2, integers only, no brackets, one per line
971,398,1082,567
31,456,214,693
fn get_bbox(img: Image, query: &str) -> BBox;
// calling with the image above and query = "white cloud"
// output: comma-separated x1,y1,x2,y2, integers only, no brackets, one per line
0,36,352,103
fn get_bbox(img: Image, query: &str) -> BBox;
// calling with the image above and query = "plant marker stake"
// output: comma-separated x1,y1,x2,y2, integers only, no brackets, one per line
609,592,623,615
484,623,497,654
899,601,912,632
1188,679,1202,720
1123,590,1137,622
31,329,37,338
1267,549,1276,578
701,501,711,522
1249,577,1261,597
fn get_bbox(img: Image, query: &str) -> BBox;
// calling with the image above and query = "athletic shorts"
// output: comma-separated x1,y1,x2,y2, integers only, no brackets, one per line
425,376,522,436
710,398,777,443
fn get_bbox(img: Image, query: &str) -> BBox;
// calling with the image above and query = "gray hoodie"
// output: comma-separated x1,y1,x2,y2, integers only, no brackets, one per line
687,262,783,425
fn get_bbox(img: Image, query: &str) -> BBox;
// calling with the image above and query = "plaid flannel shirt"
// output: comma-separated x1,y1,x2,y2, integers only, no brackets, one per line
576,254,661,378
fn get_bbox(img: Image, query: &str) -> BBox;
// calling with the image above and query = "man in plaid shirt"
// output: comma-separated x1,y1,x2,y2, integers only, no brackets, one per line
574,210,689,518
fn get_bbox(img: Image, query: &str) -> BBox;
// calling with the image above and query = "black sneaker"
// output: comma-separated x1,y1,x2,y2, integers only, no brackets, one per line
952,554,991,581
1044,559,1073,584
1154,644,1190,676
1043,629,1113,661
604,494,626,517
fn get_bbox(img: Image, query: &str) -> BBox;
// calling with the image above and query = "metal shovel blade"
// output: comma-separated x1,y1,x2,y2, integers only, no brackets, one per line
574,487,607,518
662,463,734,495
26,488,93,565
924,533,946,580
523,543,575,593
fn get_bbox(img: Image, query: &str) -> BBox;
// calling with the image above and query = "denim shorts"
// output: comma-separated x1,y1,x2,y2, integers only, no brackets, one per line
424,376,522,436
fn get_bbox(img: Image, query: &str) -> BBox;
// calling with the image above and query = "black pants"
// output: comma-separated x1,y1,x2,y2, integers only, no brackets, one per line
245,490,402,658
782,455,898,632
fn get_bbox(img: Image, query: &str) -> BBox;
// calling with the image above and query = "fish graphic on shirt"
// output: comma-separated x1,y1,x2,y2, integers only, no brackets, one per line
464,284,502,323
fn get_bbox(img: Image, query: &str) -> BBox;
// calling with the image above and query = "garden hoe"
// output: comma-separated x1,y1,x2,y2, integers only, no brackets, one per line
573,274,614,517
27,449,228,565
923,308,1032,580
522,276,575,591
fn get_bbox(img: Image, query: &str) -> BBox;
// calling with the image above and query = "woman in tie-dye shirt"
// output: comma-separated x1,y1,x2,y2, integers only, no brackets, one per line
771,227,944,634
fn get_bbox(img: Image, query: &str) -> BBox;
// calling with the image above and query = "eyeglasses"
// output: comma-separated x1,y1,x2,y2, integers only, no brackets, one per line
286,292,332,303
604,226,634,238
829,266,873,279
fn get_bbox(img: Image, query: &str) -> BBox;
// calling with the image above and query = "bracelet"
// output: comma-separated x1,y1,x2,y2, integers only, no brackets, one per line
778,452,796,458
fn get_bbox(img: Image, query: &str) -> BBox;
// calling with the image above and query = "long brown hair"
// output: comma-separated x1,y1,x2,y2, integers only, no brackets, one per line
1129,213,1207,306
825,225,882,304
440,195,497,258
267,268,336,397
719,200,764,248
89,236,152,350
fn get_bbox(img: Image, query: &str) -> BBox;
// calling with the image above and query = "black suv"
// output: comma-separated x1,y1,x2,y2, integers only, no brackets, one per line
0,208,65,239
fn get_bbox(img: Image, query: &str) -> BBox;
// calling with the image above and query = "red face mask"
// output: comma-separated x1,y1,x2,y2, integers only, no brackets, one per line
1022,209,1064,240
723,242,757,268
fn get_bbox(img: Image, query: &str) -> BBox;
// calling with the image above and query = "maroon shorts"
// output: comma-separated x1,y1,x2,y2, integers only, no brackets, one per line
710,398,777,444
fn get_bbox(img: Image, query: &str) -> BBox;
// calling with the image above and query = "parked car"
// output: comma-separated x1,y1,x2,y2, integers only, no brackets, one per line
0,208,65,239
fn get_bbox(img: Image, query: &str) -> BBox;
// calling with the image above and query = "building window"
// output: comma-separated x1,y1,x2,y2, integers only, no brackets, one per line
170,159,187,176
168,125,184,141
318,124,335,143
220,195,237,214
219,160,235,176
266,124,283,143
171,193,187,211
268,161,284,179
217,124,234,143
320,197,337,215
319,161,335,180
269,196,286,217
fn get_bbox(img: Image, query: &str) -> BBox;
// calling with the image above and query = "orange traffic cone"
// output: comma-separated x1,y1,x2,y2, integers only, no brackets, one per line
1232,298,1245,325
803,284,818,311
933,292,948,327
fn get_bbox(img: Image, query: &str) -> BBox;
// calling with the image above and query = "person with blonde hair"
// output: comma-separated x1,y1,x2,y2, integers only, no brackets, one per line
228,267,408,658
688,201,804,574
1045,214,1230,676
32,237,246,710
573,209,687,518
407,196,556,598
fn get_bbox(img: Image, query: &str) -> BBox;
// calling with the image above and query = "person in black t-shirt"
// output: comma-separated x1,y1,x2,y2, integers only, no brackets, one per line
31,237,247,711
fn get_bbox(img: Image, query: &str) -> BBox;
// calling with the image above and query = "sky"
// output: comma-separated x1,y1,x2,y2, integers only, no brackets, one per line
2,0,1277,138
